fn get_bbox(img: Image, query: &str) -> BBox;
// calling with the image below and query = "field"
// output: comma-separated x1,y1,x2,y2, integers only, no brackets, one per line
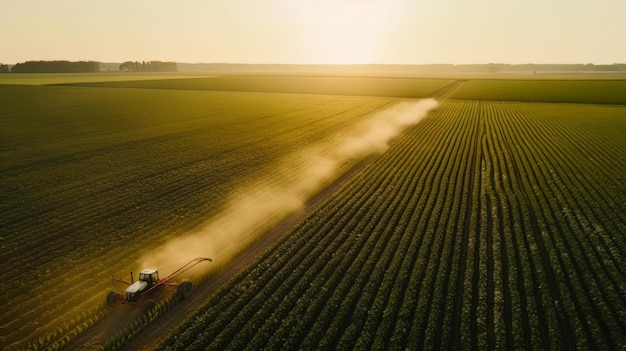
70,75,457,98
0,72,201,85
156,100,625,350
450,79,626,104
1,74,624,350
0,74,444,349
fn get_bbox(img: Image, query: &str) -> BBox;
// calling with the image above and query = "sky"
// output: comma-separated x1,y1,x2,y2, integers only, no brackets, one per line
1,0,625,65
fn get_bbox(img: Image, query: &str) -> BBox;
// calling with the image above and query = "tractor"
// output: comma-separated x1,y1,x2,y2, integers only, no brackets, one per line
107,257,211,313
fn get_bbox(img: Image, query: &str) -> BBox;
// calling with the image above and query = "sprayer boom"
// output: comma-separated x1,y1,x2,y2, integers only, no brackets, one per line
108,256,212,311
146,257,212,294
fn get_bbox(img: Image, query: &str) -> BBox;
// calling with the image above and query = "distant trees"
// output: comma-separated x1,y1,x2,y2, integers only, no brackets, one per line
451,63,626,73
10,61,99,73
0,64,9,73
119,61,177,72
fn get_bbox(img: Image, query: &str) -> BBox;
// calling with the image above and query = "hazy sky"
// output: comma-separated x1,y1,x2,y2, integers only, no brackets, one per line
1,0,624,64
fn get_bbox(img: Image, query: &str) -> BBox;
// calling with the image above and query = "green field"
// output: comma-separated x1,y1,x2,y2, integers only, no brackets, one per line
157,100,625,350
68,75,457,98
1,74,624,350
0,72,202,85
0,80,401,349
450,79,626,104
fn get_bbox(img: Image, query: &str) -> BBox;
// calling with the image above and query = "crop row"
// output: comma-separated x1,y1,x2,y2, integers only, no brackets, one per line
490,101,625,348
0,85,396,349
158,100,625,350
157,100,474,349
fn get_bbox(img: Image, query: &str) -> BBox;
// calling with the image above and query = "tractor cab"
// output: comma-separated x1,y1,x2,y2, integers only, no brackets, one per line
138,268,159,287
124,268,159,302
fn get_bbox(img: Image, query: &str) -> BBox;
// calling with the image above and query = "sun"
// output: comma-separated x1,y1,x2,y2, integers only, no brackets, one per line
288,1,394,64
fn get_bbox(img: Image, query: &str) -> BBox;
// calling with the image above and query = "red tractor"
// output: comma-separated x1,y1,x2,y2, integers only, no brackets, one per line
107,257,211,313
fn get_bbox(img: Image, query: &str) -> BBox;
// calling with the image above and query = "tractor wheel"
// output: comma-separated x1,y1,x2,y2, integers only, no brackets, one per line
177,279,193,300
142,299,156,314
106,290,118,305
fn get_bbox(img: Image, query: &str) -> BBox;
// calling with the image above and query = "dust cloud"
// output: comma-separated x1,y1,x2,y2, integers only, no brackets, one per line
142,98,438,271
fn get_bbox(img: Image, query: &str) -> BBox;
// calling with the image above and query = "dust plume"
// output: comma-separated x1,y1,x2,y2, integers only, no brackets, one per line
142,98,438,271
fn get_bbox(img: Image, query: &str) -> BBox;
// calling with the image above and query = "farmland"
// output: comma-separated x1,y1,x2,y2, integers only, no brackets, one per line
2,76,431,349
71,75,457,98
1,74,625,350
0,72,200,86
156,99,625,350
450,79,626,104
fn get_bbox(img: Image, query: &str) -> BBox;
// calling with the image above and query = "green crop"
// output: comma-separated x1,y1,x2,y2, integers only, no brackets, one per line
0,72,199,86
450,79,626,104
68,76,456,98
2,73,624,350
0,82,395,349
158,100,625,350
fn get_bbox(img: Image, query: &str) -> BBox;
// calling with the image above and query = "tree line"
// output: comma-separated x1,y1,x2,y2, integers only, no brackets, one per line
0,60,178,73
119,61,177,72
7,60,100,73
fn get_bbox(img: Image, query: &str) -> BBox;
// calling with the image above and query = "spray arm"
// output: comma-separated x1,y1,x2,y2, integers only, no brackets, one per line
143,257,212,294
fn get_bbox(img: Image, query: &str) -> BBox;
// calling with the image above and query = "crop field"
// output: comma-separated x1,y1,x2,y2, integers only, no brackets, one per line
1,74,625,350
156,100,625,350
450,79,626,104
3,76,441,349
0,72,200,86
68,75,457,98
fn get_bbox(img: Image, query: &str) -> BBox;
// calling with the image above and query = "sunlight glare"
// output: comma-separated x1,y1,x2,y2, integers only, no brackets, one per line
290,1,394,64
